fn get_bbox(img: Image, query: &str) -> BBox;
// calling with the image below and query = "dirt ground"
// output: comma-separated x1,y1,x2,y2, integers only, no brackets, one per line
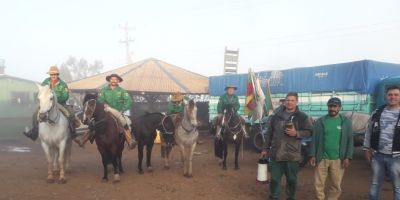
0,132,395,200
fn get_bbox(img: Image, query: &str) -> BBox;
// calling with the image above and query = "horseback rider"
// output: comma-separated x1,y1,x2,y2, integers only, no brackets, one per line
167,91,189,126
97,74,137,149
212,84,249,138
23,65,81,141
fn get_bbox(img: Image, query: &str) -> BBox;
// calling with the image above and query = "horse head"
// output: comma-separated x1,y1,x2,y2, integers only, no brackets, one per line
82,93,99,125
184,99,198,127
37,84,57,122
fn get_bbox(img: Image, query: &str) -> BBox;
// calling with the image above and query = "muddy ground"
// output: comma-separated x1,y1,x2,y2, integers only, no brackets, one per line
0,132,394,200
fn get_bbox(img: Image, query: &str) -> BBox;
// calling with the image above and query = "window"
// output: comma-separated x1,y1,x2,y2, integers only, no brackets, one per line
11,92,30,105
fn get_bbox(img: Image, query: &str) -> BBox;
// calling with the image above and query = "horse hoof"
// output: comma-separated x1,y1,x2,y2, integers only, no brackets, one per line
164,165,170,170
59,178,67,184
147,167,153,173
222,166,227,170
47,178,55,183
113,174,120,183
235,166,240,170
101,178,108,183
184,174,193,178
138,170,144,174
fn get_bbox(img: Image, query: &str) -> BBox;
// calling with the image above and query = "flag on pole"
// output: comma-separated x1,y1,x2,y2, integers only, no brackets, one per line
264,79,274,116
245,69,256,115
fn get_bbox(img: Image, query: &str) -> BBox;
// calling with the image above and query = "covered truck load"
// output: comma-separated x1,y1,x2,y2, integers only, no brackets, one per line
209,60,400,120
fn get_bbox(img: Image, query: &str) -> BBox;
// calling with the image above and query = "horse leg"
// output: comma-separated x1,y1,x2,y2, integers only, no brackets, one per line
58,140,67,184
178,144,187,176
222,141,228,170
65,139,72,173
52,147,59,174
164,146,172,170
40,142,55,183
234,141,241,170
111,155,120,183
186,143,197,178
118,150,123,174
101,154,108,182
146,142,154,172
137,143,144,174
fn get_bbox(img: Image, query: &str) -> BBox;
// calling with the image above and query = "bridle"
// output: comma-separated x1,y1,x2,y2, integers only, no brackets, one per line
159,113,174,135
180,104,196,133
222,107,242,139
39,91,60,124
83,99,106,129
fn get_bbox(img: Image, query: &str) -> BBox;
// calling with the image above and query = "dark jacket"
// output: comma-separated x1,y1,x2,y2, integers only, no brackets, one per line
263,107,313,161
309,114,354,164
363,105,400,155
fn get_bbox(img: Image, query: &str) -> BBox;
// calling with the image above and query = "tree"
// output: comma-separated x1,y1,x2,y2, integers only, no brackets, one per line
61,56,103,81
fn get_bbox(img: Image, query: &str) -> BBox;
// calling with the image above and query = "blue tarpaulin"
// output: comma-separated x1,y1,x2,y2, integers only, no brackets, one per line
209,60,400,96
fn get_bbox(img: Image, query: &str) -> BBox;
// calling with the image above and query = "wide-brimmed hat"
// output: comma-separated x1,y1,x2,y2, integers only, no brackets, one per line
171,91,184,102
47,65,59,75
225,84,237,91
327,97,342,106
106,74,123,82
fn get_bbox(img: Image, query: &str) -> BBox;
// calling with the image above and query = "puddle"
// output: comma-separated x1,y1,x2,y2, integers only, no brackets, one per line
1,146,31,153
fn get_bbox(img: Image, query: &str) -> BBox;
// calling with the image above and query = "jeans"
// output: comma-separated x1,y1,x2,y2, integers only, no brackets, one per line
369,152,400,200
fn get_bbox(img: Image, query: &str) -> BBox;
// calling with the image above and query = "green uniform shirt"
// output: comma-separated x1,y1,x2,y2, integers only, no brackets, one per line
167,96,189,114
217,94,240,114
98,85,133,112
41,78,69,104
323,116,342,160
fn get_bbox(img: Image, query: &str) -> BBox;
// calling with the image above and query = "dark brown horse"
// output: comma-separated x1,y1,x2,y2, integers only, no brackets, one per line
82,93,124,183
131,112,175,174
214,104,244,170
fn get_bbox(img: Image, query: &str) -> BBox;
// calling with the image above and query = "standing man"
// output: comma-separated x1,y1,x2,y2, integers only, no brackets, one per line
23,65,80,140
261,92,313,200
309,97,353,200
98,74,137,149
364,85,400,200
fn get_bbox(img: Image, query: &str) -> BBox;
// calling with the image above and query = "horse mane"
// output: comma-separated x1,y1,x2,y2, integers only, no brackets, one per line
83,92,98,104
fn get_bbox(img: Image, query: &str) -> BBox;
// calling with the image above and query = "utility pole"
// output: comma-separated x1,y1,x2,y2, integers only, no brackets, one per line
119,22,135,65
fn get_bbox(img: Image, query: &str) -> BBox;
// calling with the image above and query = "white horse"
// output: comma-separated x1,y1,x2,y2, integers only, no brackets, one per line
175,100,199,178
36,84,72,183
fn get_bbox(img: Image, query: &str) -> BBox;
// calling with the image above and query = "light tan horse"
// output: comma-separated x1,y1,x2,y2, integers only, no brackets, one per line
174,100,198,178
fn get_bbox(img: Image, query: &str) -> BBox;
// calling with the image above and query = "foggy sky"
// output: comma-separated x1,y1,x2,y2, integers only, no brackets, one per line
1,0,400,82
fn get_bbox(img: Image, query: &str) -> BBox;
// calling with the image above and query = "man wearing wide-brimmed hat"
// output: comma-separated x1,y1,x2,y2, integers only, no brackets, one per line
23,65,81,141
167,91,189,126
212,84,249,138
97,73,137,149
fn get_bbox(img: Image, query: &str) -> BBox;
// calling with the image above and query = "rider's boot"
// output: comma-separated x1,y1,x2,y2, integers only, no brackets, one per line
23,125,39,141
123,125,137,150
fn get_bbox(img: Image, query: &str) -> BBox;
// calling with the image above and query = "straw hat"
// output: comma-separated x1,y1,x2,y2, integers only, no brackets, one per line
224,84,237,91
106,74,123,82
47,65,59,75
171,91,184,102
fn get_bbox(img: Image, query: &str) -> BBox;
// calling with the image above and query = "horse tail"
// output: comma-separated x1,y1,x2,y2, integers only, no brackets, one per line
214,138,223,159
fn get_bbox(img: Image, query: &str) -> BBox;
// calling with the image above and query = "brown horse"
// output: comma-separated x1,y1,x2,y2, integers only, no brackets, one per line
82,93,124,183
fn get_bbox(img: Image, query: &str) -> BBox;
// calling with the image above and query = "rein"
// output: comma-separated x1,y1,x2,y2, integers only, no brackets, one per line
223,108,243,139
159,114,174,135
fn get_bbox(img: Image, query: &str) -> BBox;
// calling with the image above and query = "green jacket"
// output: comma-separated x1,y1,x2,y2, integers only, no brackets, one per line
41,78,69,104
217,94,240,114
98,85,133,112
167,96,189,114
309,114,354,164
